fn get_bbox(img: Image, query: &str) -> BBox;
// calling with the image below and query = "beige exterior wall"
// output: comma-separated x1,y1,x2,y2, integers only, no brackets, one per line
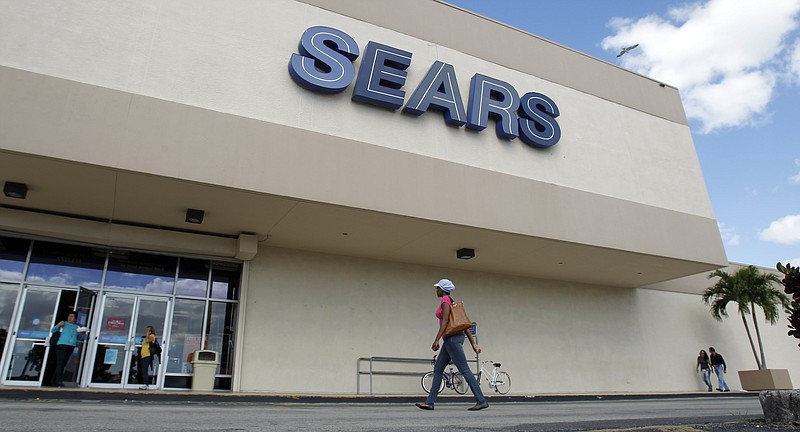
0,0,727,286
0,0,714,219
241,247,799,394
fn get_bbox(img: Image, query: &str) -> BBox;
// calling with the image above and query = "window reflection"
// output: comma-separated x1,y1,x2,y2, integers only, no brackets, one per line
210,263,240,300
1,234,243,389
206,302,236,374
166,299,205,374
105,251,176,294
175,258,208,297
26,241,105,288
0,236,30,283
0,283,20,361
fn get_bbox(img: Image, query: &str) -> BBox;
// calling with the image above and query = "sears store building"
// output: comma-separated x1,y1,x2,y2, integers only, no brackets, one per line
0,0,796,394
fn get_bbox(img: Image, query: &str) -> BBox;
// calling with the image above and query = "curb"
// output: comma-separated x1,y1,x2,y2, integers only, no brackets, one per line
0,387,761,404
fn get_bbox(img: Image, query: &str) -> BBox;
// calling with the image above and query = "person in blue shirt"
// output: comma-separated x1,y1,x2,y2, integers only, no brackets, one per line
50,311,88,387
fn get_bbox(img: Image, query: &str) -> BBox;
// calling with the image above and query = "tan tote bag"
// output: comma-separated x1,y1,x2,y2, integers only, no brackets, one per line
444,301,473,336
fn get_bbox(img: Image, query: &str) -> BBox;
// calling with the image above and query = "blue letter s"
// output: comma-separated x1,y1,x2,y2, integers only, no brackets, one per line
288,26,360,94
518,92,561,148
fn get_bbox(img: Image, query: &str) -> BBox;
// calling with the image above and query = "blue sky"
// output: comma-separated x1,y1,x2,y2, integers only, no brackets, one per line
448,0,800,269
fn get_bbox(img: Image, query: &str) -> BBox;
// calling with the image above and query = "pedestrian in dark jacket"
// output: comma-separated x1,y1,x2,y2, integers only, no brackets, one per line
708,347,730,392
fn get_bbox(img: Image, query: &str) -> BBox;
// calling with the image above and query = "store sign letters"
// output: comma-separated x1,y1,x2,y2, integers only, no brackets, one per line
288,26,561,148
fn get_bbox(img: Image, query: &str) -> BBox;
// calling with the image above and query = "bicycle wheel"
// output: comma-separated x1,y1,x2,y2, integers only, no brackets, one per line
421,372,444,394
452,372,468,394
494,371,511,394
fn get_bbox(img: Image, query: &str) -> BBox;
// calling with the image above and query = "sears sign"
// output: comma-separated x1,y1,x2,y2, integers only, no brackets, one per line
288,26,561,148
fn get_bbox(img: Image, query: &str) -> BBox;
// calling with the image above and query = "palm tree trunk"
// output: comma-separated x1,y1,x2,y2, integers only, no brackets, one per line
740,312,762,369
751,303,766,369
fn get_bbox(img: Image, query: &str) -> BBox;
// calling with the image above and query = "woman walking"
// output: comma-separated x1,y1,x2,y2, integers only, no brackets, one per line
416,278,488,411
696,349,713,392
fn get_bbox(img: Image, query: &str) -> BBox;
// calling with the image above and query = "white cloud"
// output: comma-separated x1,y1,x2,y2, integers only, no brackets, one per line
602,0,800,133
718,222,740,246
759,214,800,244
0,269,23,281
791,39,800,82
145,277,174,294
790,158,800,183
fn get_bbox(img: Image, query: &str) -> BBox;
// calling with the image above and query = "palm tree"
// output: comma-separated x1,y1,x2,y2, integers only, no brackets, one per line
702,265,790,369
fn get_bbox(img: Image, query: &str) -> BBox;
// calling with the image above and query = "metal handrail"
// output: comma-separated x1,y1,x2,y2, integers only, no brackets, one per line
356,356,478,394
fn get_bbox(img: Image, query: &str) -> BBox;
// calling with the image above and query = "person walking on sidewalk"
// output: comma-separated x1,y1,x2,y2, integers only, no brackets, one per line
416,278,488,411
708,347,730,392
696,349,713,392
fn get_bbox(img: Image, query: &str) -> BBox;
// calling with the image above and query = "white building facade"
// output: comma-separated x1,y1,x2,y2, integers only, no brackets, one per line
0,0,796,394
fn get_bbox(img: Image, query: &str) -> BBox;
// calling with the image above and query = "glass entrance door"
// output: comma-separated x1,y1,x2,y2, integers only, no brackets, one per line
2,286,60,386
88,293,169,389
70,287,96,387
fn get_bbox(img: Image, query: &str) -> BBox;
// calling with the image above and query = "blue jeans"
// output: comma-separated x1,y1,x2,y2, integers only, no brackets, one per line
700,368,712,390
713,365,729,391
425,332,485,405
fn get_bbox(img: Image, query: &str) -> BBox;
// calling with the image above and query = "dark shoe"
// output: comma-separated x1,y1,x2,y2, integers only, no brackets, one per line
707,388,712,392
468,401,489,411
415,403,434,410
724,389,730,392
716,388,723,392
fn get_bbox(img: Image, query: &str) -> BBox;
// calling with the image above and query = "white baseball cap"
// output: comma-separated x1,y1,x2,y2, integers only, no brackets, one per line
434,278,455,293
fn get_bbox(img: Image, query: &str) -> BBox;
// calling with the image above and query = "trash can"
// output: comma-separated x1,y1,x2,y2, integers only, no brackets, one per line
190,350,219,392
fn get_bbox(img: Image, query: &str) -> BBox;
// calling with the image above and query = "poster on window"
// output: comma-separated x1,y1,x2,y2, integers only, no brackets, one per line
106,317,126,330
104,348,118,365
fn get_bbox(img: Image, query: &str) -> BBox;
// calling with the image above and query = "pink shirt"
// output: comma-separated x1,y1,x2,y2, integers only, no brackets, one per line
435,295,453,322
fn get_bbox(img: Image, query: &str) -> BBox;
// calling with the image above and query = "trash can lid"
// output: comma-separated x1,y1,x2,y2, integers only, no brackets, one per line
194,350,218,361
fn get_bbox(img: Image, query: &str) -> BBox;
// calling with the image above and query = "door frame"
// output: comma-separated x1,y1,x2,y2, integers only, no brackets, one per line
83,292,170,390
1,285,62,386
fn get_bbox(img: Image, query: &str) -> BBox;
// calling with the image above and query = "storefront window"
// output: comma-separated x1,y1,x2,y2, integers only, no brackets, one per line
210,263,240,300
0,283,20,362
26,241,105,288
0,234,241,390
166,298,205,374
206,302,236,374
105,251,177,294
0,236,30,283
175,258,208,297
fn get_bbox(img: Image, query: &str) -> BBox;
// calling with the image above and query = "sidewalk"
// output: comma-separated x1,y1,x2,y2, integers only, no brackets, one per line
0,385,760,405
0,388,781,432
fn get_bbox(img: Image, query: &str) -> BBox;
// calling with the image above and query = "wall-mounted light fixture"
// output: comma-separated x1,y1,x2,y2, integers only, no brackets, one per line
185,208,205,224
3,181,28,199
456,248,475,260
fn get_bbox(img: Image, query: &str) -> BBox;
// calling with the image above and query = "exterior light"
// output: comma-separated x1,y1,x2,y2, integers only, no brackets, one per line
457,248,475,260
3,182,28,199
185,208,205,224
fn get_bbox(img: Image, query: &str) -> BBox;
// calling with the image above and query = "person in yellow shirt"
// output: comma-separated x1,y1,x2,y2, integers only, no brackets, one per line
139,326,157,390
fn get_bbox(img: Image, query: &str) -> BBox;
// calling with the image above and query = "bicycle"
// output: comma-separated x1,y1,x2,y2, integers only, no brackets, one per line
421,356,468,395
477,360,511,394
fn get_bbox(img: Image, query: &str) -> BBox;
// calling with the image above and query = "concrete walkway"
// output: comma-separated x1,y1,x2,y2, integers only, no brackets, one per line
1,387,783,431
0,386,760,404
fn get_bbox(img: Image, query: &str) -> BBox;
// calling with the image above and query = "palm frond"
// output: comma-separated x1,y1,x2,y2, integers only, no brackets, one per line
702,265,790,369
